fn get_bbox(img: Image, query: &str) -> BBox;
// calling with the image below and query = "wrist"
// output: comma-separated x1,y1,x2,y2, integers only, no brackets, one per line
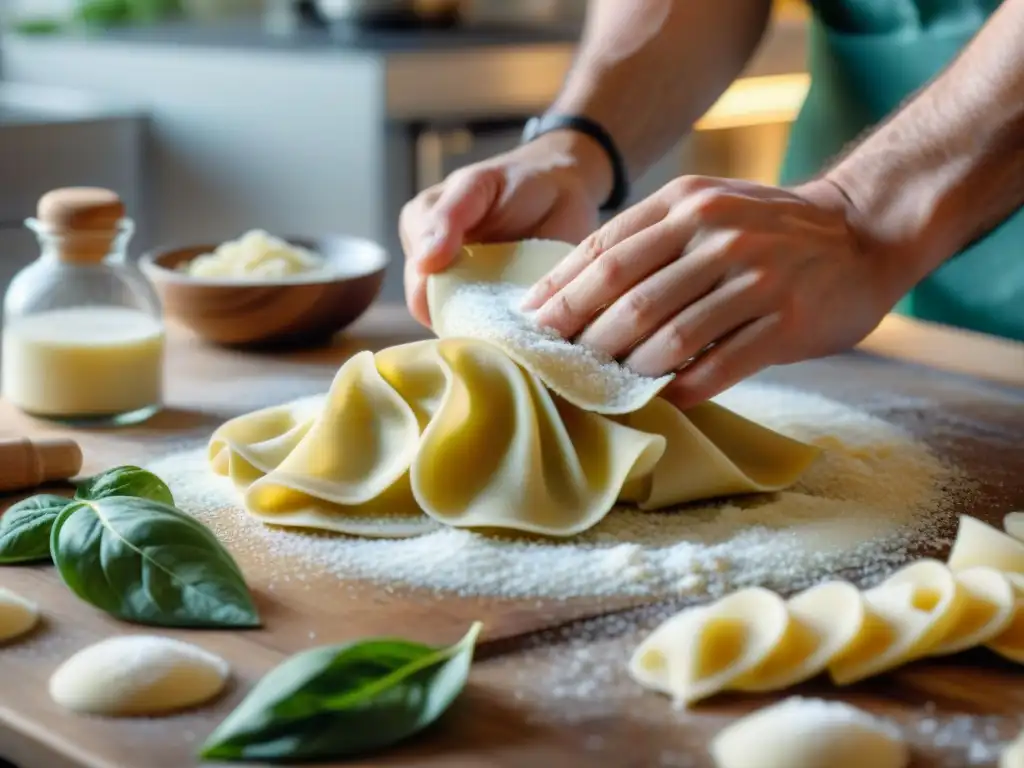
818,158,963,291
524,129,615,211
795,176,920,308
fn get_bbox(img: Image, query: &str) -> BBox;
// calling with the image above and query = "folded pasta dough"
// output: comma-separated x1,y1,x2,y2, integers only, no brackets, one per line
212,338,661,536
426,239,676,415
616,398,823,509
209,336,819,538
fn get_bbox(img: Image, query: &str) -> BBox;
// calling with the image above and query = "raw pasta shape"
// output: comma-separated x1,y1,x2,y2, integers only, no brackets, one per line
49,635,230,716
947,515,1024,574
986,573,1024,664
209,395,323,486
1004,511,1024,543
829,559,965,685
929,566,1015,656
1003,730,1024,768
426,239,674,414
209,336,818,538
0,587,39,643
731,581,865,692
629,587,791,706
710,697,909,768
619,398,821,508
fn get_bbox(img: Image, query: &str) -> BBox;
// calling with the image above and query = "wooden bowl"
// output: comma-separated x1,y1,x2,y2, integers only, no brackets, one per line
139,235,389,348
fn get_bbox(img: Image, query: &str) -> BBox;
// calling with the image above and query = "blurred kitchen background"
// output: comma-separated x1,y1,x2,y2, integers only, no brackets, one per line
0,0,810,303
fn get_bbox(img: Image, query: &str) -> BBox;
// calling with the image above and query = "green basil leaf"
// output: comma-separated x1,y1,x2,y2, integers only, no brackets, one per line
0,494,70,564
74,465,174,506
51,496,259,628
200,621,482,762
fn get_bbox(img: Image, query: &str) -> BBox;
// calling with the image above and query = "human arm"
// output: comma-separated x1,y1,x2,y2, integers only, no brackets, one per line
544,0,774,203
524,0,1024,408
398,0,773,326
822,0,1024,292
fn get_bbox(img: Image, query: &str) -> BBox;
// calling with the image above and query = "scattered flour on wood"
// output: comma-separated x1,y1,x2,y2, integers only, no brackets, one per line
913,707,1011,767
146,382,966,601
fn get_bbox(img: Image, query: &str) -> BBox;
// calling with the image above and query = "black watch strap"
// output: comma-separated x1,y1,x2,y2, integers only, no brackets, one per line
521,113,629,212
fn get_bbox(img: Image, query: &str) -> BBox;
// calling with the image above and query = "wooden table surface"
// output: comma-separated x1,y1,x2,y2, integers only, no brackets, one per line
1,305,1024,768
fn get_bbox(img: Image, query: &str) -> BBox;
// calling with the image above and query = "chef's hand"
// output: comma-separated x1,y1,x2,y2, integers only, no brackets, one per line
399,132,608,327
521,175,899,409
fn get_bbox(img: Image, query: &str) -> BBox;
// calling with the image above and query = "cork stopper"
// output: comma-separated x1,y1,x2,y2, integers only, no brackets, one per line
36,187,126,265
0,437,83,493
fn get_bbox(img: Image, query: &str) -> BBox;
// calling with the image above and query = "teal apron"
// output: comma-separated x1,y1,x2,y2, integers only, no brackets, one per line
779,0,1024,341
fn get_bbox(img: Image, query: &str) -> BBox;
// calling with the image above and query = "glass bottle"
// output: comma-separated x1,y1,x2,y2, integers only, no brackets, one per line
1,187,165,426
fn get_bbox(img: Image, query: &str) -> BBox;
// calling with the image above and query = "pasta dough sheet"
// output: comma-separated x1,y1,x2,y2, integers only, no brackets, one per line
209,239,819,538
210,338,818,537
426,239,674,415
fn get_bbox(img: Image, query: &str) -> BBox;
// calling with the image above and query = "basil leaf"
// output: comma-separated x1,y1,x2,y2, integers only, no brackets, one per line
74,465,174,506
51,496,259,628
200,621,483,762
0,494,70,564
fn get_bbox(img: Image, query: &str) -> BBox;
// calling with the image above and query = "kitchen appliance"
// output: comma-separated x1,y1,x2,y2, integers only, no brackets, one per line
313,0,466,28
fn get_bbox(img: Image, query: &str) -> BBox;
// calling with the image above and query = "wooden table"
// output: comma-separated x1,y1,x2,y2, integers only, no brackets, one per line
1,306,1023,768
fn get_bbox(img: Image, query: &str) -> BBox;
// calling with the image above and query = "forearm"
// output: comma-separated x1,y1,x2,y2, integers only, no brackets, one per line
547,0,773,202
819,0,1024,298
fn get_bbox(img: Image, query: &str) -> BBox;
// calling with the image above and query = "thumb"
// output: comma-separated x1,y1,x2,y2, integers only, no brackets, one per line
415,168,500,271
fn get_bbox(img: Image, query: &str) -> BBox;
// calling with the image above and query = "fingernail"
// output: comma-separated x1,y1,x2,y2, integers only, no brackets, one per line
519,286,542,311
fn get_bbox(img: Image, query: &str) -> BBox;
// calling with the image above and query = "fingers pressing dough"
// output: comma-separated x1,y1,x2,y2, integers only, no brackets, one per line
425,239,673,414
0,587,39,643
49,635,230,716
710,697,909,768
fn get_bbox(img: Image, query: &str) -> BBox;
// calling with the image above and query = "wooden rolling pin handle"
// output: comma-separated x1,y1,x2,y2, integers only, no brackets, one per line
0,438,83,493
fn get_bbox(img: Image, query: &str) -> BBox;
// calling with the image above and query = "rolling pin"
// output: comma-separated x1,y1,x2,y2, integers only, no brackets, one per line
0,438,83,494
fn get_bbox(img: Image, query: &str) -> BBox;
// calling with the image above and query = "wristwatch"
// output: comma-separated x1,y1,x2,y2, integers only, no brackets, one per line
520,113,630,213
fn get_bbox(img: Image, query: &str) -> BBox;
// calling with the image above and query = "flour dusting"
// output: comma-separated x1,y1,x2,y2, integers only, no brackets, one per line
435,281,672,413
146,382,965,601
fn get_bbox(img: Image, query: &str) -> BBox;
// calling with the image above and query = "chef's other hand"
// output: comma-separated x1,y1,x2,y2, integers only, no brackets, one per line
399,132,607,328
521,176,898,409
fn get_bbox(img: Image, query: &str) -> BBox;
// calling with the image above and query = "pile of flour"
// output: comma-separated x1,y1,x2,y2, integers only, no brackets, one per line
147,381,964,601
